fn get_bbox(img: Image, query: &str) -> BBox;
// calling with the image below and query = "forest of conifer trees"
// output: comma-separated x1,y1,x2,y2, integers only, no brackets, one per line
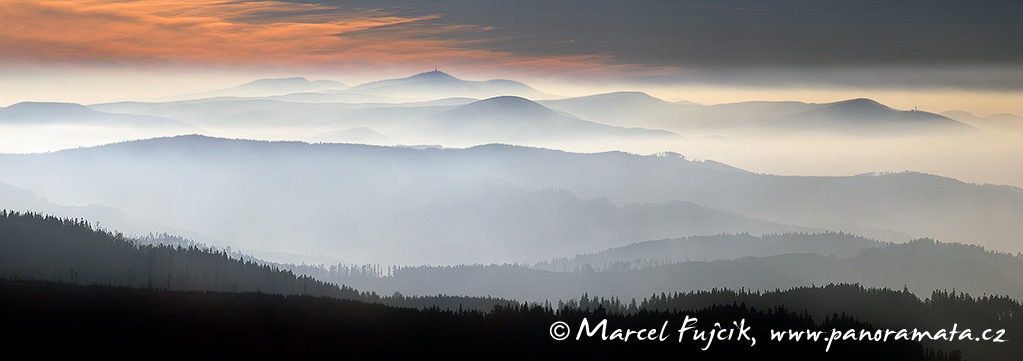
2,210,1019,358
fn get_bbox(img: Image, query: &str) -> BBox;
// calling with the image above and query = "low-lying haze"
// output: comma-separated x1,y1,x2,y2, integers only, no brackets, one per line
0,0,1019,305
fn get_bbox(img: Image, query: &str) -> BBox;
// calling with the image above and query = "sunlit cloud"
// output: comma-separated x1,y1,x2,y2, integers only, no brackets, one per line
0,0,675,78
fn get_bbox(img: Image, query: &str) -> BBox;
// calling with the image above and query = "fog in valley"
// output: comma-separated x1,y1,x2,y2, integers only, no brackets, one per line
2,71,1022,305
6,1,1023,358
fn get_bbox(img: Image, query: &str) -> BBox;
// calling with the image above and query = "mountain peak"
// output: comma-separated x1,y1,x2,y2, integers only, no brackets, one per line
828,98,894,112
3,102,95,118
465,96,548,112
409,70,458,81
427,96,562,125
577,91,666,105
235,77,347,90
7,101,90,110
766,97,974,132
239,77,312,87
350,71,548,99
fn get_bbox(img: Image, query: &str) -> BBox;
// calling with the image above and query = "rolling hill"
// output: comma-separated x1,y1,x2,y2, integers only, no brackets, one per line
0,102,197,129
350,70,550,99
162,77,348,101
0,135,1020,265
760,98,975,134
399,95,680,143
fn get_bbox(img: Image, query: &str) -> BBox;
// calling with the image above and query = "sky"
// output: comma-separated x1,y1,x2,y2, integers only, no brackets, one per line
1,0,1022,114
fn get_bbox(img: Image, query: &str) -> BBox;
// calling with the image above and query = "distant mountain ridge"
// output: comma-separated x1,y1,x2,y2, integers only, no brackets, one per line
539,92,685,129
351,70,550,99
0,135,1020,264
534,232,885,272
761,98,974,133
401,96,679,143
161,77,348,101
542,94,975,134
333,237,1023,305
942,110,1023,134
0,102,196,129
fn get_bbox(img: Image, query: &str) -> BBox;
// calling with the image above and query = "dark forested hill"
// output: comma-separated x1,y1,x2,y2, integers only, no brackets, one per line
0,210,1014,359
0,210,517,311
0,210,361,298
0,279,950,359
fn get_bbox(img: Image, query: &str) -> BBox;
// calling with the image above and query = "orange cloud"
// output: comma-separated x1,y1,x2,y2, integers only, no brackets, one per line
0,0,676,78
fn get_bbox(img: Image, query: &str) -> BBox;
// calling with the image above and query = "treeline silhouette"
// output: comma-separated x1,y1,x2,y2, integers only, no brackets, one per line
285,232,882,282
0,210,1015,358
316,236,1023,303
0,210,363,296
0,210,513,311
533,231,884,272
557,284,1020,360
1,279,950,359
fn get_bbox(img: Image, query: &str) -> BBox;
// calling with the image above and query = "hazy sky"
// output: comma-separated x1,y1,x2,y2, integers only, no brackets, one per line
2,0,1021,114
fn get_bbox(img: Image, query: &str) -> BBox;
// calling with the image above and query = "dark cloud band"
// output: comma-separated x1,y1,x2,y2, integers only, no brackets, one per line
297,0,1023,88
